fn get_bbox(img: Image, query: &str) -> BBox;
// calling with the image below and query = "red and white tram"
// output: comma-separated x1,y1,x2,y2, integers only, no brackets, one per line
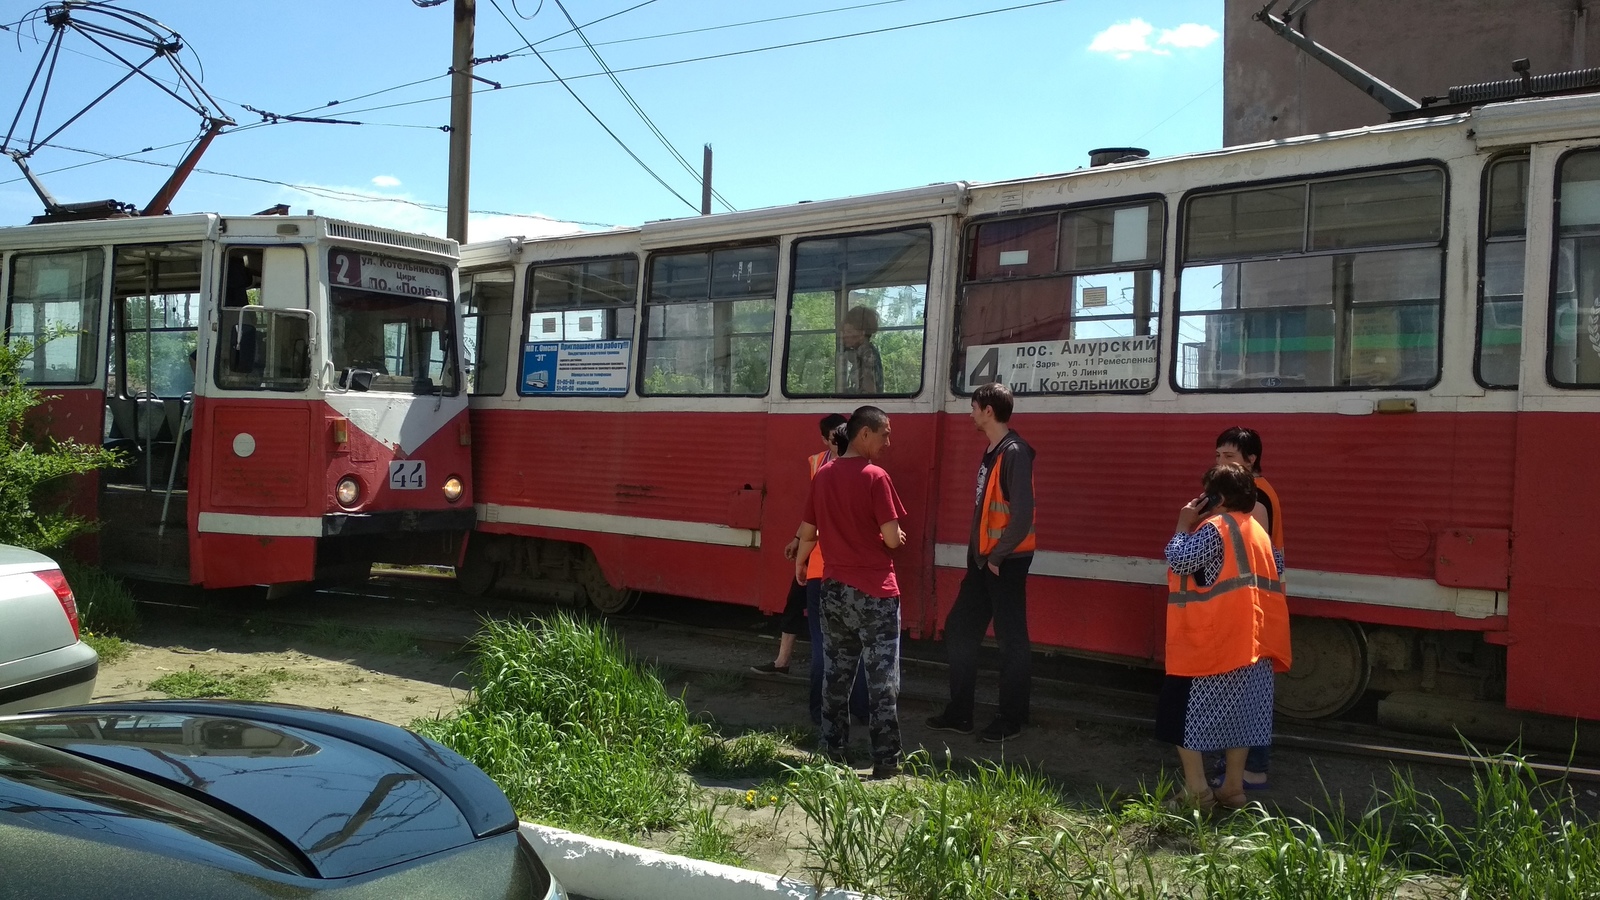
459,90,1600,723
1,214,474,590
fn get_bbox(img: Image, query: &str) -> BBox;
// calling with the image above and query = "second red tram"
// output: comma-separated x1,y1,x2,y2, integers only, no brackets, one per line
458,90,1600,724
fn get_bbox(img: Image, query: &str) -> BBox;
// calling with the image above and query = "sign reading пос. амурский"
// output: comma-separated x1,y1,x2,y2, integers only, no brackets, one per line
964,335,1158,393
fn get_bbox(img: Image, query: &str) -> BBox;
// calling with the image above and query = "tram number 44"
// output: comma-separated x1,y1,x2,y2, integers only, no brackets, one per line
388,460,426,490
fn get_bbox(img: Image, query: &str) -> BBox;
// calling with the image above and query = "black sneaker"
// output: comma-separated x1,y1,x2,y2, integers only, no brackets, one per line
864,762,901,780
749,662,789,675
977,718,1022,743
925,713,974,735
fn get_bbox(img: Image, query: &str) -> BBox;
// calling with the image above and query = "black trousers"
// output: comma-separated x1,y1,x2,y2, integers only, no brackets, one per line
941,556,1032,726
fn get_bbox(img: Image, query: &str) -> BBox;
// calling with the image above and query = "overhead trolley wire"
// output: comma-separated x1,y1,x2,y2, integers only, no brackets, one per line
498,0,914,59
550,0,733,211
487,0,701,213
313,0,1070,120
6,139,619,228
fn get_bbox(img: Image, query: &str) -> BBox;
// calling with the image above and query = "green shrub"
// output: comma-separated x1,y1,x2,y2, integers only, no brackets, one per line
418,614,708,837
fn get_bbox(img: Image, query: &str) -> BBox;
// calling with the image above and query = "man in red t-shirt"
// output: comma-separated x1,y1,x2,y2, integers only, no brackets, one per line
795,406,907,779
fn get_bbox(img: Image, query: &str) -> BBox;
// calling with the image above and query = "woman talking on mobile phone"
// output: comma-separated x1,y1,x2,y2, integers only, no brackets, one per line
1157,463,1292,811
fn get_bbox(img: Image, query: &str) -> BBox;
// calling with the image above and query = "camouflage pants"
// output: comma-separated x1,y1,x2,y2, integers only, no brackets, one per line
818,578,901,767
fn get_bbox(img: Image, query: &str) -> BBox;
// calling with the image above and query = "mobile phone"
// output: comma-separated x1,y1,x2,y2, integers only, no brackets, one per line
1195,493,1221,515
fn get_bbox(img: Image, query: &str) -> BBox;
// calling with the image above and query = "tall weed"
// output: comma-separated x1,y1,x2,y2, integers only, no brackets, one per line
418,613,706,837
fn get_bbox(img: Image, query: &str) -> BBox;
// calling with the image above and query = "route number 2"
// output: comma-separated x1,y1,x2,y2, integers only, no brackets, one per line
331,251,362,287
388,460,425,490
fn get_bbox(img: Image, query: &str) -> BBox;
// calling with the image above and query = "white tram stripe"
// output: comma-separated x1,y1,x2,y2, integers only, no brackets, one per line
477,503,761,549
932,544,1506,619
197,513,323,538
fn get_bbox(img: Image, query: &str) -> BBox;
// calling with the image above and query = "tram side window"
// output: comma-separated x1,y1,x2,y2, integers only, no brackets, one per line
641,245,776,396
519,256,638,396
1478,156,1528,388
5,249,104,384
1548,150,1600,387
461,269,514,396
954,200,1162,395
1176,168,1445,391
784,227,929,397
114,244,201,399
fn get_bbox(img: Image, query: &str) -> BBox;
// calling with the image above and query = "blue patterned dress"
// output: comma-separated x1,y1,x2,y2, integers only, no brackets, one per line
1155,522,1285,752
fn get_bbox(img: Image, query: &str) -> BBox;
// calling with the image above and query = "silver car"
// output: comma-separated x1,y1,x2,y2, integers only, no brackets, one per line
0,544,98,713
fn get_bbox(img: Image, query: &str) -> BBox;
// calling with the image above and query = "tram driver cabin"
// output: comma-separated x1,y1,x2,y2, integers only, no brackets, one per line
456,90,1600,726
0,215,475,592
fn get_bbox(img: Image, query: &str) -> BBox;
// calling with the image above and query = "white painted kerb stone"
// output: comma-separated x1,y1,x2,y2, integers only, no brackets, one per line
519,822,872,900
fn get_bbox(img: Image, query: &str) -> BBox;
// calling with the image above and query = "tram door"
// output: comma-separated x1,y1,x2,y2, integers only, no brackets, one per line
1501,144,1600,720
97,242,204,582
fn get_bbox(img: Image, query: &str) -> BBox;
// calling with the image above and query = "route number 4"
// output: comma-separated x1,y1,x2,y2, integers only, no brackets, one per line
388,460,426,490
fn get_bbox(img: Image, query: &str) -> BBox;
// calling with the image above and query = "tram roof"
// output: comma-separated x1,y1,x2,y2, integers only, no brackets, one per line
0,213,458,261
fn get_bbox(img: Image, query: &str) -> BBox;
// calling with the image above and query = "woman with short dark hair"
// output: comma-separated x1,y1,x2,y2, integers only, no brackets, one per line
1157,462,1291,810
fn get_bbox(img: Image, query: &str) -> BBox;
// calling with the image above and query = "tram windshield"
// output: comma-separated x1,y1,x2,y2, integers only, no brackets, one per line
328,289,458,394
325,249,458,395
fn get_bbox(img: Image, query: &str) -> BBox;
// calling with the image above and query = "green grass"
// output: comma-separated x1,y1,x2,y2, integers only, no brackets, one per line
55,559,137,637
294,620,425,656
416,613,1600,899
80,630,129,665
147,666,311,701
416,614,710,838
671,802,748,867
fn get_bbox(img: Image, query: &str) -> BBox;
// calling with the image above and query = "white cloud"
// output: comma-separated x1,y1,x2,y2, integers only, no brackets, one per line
1088,19,1158,59
1089,19,1218,58
371,175,402,188
1158,23,1220,49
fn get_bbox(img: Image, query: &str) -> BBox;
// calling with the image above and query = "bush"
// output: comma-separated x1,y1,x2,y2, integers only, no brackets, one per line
418,613,707,837
0,331,124,550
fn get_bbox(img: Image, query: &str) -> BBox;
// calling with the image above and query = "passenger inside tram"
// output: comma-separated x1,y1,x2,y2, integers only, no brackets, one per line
838,305,882,394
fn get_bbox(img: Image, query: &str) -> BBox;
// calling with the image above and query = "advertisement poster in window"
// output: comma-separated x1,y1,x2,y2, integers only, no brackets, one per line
964,336,1157,393
520,340,631,394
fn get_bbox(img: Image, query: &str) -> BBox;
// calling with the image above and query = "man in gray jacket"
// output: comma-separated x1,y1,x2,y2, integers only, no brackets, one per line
927,382,1038,742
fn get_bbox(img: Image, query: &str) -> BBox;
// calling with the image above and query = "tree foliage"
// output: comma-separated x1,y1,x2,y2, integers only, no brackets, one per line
0,331,125,550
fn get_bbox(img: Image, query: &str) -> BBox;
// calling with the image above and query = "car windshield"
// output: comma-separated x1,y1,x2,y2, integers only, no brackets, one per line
328,289,458,395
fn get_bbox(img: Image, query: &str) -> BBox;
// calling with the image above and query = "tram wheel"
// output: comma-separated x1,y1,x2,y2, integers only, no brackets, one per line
1274,618,1370,720
577,551,638,614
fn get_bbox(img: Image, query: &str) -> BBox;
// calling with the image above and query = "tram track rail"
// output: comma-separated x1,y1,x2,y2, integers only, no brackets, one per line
129,573,1600,785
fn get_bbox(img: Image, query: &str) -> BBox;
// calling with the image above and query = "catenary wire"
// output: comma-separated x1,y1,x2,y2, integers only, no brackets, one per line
550,0,733,211
315,0,1070,120
485,0,700,212
15,140,618,228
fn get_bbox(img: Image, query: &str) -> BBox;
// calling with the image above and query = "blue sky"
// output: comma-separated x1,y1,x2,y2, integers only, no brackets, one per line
0,0,1222,240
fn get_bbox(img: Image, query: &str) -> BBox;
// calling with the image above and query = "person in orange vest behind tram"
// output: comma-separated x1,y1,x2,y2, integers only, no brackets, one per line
1158,463,1291,810
1210,426,1286,791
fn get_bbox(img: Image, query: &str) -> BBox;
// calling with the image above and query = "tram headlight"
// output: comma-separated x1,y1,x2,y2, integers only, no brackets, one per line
336,476,362,508
443,476,464,503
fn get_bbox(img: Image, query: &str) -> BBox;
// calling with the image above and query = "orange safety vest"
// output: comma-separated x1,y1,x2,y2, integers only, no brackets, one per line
978,447,1036,556
1255,474,1285,551
1165,511,1291,677
804,451,833,580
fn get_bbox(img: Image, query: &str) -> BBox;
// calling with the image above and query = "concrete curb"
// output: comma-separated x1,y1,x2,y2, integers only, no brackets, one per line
519,822,869,900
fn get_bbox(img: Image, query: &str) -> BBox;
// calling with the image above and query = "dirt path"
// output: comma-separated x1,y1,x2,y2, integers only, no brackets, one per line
93,617,471,725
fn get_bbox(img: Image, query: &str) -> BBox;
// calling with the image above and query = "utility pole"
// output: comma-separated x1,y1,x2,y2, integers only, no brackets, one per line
447,0,475,243
701,144,713,216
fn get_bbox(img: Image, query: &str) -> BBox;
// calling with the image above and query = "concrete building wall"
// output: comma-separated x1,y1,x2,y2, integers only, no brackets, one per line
1225,0,1600,145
